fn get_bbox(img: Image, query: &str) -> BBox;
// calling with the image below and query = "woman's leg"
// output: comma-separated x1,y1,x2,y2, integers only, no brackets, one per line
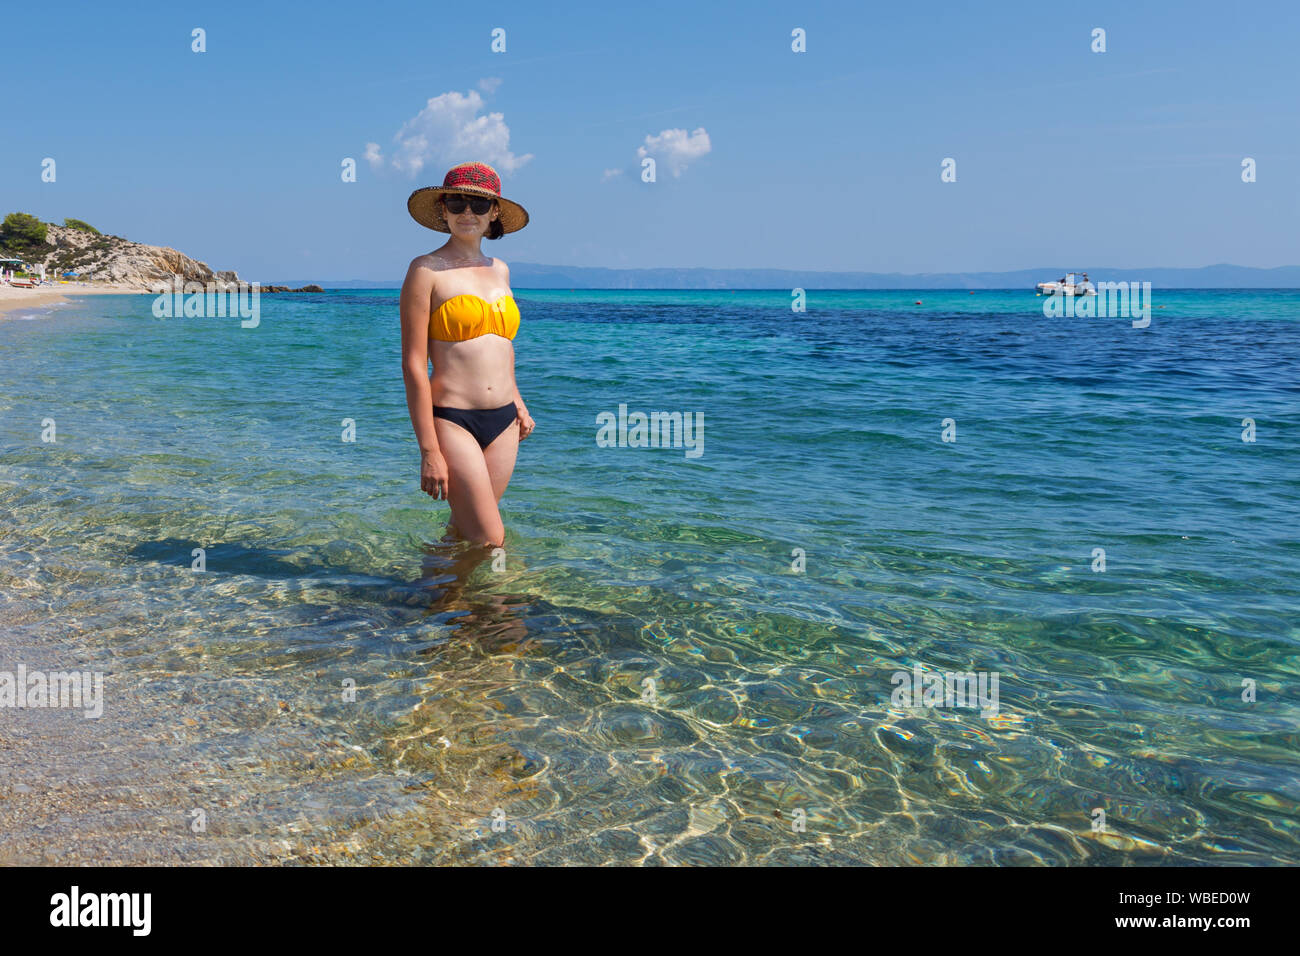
434,418,507,547
481,416,520,501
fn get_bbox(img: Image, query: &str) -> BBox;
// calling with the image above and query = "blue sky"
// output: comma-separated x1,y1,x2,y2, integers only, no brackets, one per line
4,0,1298,280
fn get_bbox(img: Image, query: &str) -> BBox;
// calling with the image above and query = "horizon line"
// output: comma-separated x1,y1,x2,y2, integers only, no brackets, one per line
259,262,1300,283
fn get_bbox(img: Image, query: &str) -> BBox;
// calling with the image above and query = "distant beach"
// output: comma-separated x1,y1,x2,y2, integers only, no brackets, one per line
0,283,144,317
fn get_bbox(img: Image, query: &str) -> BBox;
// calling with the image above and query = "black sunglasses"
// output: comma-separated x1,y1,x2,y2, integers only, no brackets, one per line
442,194,495,215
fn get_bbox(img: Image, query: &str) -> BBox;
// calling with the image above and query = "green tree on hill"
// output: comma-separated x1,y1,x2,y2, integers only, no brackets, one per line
63,218,101,234
0,212,48,249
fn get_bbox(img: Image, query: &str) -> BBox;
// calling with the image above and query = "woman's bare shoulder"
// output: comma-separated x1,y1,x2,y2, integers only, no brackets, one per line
409,252,448,272
404,253,449,288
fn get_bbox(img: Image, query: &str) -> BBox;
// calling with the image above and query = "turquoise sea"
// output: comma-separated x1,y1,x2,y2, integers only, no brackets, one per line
1,288,1297,865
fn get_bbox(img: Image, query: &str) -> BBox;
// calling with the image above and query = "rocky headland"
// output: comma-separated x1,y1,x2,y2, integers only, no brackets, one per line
0,215,322,293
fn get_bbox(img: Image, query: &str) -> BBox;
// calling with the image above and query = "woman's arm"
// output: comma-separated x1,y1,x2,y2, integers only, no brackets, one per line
496,258,535,439
401,258,454,498
400,257,438,453
509,362,535,440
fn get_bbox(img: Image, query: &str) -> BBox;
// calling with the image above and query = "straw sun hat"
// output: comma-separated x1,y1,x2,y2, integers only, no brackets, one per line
406,161,529,234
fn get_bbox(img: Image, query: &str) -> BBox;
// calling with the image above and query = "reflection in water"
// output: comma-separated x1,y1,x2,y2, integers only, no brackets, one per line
417,537,541,656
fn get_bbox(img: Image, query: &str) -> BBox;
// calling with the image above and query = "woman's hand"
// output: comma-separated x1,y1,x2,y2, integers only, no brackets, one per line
516,404,536,440
421,448,450,499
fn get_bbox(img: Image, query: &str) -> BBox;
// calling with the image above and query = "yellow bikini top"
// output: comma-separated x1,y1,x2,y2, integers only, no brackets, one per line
429,293,519,342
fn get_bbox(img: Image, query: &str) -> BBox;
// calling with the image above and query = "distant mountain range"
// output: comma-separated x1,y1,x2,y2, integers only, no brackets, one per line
267,263,1300,290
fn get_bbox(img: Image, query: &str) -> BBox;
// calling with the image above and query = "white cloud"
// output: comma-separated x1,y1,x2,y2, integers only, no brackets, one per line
368,88,532,178
478,77,503,94
636,127,711,177
601,167,623,181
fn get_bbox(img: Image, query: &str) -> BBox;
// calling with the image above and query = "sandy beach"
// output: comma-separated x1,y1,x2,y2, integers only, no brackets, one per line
0,282,146,316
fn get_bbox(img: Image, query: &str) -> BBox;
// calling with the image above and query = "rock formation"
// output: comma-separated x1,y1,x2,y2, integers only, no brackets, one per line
7,223,324,292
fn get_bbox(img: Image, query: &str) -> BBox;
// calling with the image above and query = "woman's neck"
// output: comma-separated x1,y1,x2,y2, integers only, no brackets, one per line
440,236,489,264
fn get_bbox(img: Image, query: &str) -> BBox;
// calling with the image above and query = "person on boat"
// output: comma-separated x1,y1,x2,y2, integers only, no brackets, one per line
399,162,535,549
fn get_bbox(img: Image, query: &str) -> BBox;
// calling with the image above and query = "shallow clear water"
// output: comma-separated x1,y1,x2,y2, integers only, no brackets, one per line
1,288,1297,864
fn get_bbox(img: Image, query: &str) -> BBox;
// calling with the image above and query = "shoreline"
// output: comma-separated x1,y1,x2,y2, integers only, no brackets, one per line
0,283,147,316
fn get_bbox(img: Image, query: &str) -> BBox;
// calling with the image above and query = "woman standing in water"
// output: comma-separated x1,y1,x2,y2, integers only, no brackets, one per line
400,162,535,548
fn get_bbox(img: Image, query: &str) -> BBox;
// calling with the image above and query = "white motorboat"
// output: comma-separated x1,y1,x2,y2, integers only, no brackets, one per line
1036,272,1096,295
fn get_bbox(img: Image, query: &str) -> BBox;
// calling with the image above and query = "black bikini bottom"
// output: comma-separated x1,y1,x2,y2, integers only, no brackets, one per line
432,401,518,450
